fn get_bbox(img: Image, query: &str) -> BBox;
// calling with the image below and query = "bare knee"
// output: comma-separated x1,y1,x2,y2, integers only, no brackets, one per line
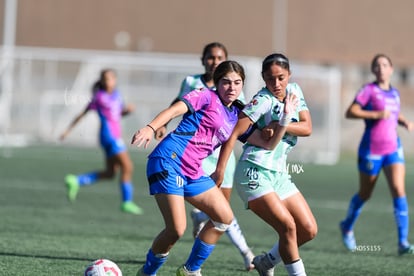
100,170,116,179
164,225,186,241
358,192,371,201
278,216,297,239
300,221,318,244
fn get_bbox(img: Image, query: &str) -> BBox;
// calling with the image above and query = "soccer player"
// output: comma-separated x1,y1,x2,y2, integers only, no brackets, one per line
155,42,254,271
60,69,143,215
212,53,317,276
132,61,271,276
340,54,414,255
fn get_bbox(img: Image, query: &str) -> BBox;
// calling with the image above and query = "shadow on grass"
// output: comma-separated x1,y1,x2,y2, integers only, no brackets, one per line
0,251,144,264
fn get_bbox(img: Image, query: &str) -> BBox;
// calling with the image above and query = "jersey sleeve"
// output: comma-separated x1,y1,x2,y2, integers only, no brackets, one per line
178,77,193,98
288,83,308,113
242,91,273,123
181,88,211,113
87,91,100,111
354,84,372,107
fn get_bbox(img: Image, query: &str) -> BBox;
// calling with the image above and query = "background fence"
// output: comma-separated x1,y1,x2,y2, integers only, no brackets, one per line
2,46,412,165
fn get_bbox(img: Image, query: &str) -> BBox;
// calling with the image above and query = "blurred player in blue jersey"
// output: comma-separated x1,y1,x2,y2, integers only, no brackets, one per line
155,42,254,271
213,53,316,276
340,54,414,255
60,69,143,215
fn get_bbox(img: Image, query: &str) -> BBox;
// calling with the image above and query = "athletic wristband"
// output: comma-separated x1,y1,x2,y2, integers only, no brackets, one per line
278,113,292,127
238,123,258,143
146,124,156,133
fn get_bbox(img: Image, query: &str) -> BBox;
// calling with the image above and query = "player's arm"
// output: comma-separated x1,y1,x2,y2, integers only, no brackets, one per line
398,113,414,131
154,96,180,139
153,97,181,140
212,113,253,187
60,105,89,140
131,100,188,148
245,123,288,150
286,109,312,137
346,102,390,120
257,109,310,146
245,92,299,149
121,103,135,116
154,79,190,140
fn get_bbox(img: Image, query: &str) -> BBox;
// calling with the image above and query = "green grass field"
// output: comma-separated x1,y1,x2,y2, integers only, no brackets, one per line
1,145,414,276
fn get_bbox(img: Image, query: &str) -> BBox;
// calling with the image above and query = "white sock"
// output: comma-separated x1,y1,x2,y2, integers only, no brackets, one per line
225,218,250,254
285,259,306,276
268,242,282,265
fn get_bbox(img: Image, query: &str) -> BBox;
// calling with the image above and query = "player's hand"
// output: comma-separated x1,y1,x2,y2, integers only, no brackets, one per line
59,130,69,141
284,92,298,115
126,103,135,112
261,121,279,140
278,92,299,127
378,109,391,119
122,104,135,116
405,121,414,132
131,125,154,148
155,125,167,141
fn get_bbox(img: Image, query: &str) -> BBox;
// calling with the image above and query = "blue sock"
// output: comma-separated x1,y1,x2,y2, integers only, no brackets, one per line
77,172,98,186
184,237,215,271
142,249,168,275
342,193,365,231
120,181,133,202
393,196,410,248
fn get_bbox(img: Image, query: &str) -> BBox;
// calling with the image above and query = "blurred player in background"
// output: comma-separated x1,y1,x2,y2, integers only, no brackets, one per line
213,53,316,276
131,61,247,276
155,42,254,271
340,54,414,255
60,69,143,215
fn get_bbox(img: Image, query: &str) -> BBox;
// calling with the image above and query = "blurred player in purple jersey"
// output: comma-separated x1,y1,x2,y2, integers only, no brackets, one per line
132,61,246,276
340,54,414,255
60,69,143,215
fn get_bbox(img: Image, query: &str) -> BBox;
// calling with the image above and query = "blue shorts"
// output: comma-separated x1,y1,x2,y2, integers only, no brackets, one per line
358,144,405,176
100,137,127,157
146,157,216,197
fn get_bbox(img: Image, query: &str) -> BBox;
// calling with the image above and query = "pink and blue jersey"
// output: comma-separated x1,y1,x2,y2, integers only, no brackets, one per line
149,88,240,179
355,82,400,155
88,89,126,156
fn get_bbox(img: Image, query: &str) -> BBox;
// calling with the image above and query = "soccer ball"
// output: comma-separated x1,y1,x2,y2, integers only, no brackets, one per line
84,259,122,276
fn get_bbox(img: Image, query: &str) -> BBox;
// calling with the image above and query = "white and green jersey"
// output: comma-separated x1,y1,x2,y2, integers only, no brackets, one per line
178,74,209,98
240,83,308,172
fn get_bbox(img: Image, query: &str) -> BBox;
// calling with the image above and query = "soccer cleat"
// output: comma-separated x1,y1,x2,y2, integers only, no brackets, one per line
65,174,79,202
252,253,274,276
340,221,357,252
176,265,202,276
121,201,144,215
242,248,255,271
399,244,414,256
190,209,208,238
